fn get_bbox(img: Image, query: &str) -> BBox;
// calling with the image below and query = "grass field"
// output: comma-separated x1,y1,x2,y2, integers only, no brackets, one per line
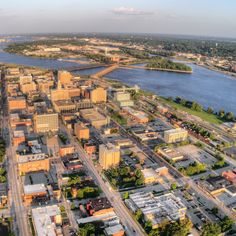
160,97,223,125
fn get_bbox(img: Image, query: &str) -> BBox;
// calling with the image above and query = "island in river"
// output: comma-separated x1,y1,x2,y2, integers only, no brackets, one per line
146,57,192,73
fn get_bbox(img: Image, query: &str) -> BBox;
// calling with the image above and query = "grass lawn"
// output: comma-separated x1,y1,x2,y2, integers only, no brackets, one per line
160,97,223,125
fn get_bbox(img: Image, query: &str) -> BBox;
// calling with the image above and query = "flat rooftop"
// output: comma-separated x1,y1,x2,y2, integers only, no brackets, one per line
104,224,124,235
24,184,46,195
141,168,158,179
80,108,106,121
54,100,75,106
32,205,61,236
164,128,187,135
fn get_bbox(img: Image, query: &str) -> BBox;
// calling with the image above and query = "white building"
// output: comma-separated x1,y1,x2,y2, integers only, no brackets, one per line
32,205,62,236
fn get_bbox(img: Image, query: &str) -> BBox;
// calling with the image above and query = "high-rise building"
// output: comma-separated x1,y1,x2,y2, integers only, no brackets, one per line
99,143,120,170
89,87,107,103
37,80,54,94
50,89,69,102
20,82,37,94
74,123,90,140
58,70,73,85
33,112,59,133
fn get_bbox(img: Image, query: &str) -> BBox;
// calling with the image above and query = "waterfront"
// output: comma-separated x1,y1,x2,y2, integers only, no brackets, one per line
106,64,236,114
0,38,79,69
0,39,236,114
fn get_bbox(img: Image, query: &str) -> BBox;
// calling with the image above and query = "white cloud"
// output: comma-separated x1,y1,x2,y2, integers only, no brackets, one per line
112,6,154,16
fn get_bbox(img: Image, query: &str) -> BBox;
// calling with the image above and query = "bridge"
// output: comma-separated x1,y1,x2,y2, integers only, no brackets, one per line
91,64,119,78
66,64,108,72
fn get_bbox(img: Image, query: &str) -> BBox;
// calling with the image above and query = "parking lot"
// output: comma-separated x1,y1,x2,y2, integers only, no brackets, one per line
176,145,217,167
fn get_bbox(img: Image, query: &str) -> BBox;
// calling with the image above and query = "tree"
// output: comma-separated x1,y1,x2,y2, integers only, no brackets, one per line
149,229,160,236
110,168,119,178
123,192,129,199
135,178,144,186
0,168,5,176
180,99,187,106
191,101,202,112
60,205,65,212
225,112,234,121
220,216,234,232
207,107,214,114
171,182,177,190
77,189,84,199
135,209,143,222
211,207,218,215
144,220,153,234
111,178,117,186
70,203,76,210
212,160,226,170
0,175,6,183
218,109,225,118
68,176,81,186
135,169,142,178
79,223,95,236
201,222,221,236
162,219,192,236
119,166,130,176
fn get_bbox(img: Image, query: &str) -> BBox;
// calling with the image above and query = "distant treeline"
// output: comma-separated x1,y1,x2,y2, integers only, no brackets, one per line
4,39,86,54
93,34,236,60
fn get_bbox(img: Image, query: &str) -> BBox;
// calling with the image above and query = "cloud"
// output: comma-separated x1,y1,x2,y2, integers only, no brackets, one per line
112,6,154,16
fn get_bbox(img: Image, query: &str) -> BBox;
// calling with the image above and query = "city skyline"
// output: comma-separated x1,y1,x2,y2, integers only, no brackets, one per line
1,0,236,38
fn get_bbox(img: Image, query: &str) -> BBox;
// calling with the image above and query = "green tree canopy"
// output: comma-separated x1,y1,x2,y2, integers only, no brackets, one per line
201,222,221,236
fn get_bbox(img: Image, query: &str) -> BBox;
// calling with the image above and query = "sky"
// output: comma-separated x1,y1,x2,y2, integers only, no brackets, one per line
0,0,236,38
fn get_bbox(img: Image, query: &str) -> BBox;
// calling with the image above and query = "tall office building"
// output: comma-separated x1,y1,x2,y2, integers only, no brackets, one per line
99,143,120,170
33,112,59,133
74,123,90,140
89,87,107,103
58,71,73,86
20,82,37,94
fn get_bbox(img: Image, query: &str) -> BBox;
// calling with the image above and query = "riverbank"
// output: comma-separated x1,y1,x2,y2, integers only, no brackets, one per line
146,67,193,74
196,62,236,78
104,77,223,125
159,97,223,125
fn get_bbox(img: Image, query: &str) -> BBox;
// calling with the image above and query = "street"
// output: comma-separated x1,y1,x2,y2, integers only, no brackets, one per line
1,70,31,236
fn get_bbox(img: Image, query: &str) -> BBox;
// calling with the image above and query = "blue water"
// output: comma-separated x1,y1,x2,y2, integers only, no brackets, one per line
0,36,236,114
106,64,236,114
0,37,80,69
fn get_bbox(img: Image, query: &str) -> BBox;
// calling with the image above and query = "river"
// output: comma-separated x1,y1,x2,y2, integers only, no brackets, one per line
0,37,235,114
0,37,81,69
106,64,236,114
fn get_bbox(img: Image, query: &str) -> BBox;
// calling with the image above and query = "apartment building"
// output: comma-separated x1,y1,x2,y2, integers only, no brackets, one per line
99,143,120,170
33,112,59,133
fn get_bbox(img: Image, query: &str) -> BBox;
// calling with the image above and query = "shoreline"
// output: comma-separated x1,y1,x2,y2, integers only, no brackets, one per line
146,67,192,74
4,49,236,78
196,62,236,78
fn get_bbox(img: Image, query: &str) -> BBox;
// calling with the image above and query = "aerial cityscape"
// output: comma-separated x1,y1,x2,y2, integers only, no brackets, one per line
0,1,236,236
